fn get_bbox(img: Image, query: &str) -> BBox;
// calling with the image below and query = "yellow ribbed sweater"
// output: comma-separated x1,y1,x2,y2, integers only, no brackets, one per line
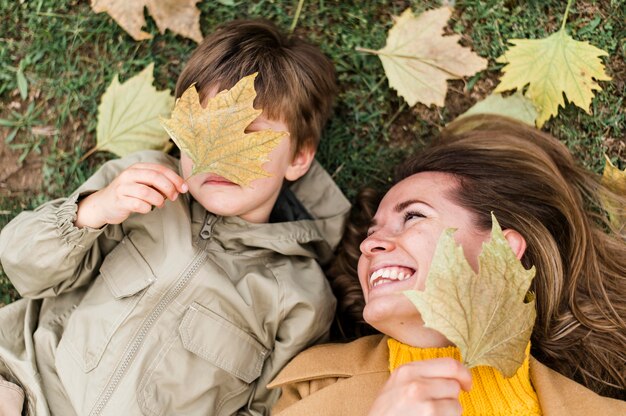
388,338,542,415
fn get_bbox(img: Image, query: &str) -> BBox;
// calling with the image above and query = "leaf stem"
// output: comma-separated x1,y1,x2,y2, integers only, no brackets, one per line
560,0,574,31
355,46,380,55
289,0,305,34
79,146,98,163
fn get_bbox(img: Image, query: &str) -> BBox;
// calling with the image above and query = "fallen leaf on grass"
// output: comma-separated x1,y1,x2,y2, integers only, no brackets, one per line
358,7,487,107
84,63,174,160
495,29,611,127
457,92,538,125
601,155,626,232
91,0,203,43
405,214,536,378
160,73,285,187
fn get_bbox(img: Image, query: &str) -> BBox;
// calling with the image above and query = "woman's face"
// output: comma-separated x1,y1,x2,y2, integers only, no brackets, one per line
357,171,491,344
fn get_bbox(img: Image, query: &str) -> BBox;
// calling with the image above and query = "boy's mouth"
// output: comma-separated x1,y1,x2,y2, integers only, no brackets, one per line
202,174,237,186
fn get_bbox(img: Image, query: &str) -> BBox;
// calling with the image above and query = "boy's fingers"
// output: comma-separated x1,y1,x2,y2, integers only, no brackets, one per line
120,196,153,215
125,168,181,201
131,163,188,194
122,184,166,208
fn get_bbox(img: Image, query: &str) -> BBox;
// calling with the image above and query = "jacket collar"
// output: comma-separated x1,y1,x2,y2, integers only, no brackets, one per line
188,160,350,264
269,334,626,416
269,335,389,388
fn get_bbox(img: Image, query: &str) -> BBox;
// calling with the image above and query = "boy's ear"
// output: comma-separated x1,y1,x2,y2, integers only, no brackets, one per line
502,229,527,260
285,146,316,181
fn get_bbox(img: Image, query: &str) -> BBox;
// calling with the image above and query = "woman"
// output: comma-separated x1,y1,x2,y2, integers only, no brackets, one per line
269,115,626,415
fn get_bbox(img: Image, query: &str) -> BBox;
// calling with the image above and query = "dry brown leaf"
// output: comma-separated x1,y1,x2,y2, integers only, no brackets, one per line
160,73,285,187
91,0,203,43
360,7,487,107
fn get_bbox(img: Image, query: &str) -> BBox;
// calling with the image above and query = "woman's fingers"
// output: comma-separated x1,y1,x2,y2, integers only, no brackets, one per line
368,358,471,416
408,378,462,400
395,358,472,392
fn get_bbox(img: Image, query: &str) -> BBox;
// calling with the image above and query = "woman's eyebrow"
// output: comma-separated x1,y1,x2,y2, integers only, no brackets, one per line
394,199,426,213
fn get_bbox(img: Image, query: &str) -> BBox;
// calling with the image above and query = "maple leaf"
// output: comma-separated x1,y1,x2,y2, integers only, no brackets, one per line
160,73,285,187
83,63,174,161
458,92,538,126
495,29,611,127
91,0,203,43
601,155,626,232
357,7,487,107
405,214,536,378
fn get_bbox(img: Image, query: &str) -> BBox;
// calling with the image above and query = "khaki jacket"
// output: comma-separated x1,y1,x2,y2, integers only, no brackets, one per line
269,335,626,415
0,150,350,416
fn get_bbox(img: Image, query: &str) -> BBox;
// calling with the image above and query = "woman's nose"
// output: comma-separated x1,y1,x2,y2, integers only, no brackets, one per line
360,232,395,255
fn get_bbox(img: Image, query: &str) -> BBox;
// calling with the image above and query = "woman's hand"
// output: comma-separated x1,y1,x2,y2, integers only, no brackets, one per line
75,163,188,229
368,358,472,416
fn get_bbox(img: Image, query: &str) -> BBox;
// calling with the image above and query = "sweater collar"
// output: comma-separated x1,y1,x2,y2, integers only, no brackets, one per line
387,338,541,415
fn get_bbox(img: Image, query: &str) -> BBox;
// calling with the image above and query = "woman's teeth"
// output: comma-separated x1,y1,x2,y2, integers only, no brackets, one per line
369,267,414,287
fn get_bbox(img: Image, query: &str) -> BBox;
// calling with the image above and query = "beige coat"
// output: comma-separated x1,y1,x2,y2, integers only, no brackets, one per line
269,335,626,415
0,150,350,416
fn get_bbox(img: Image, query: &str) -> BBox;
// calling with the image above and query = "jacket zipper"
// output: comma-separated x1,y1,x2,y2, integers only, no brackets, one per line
89,218,216,415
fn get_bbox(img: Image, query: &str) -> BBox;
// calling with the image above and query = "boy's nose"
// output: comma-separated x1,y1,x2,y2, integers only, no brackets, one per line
360,232,395,255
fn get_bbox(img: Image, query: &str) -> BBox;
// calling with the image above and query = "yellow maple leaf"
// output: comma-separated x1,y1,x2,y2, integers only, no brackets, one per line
358,7,487,107
90,0,203,43
458,92,538,126
83,63,174,161
405,214,536,378
601,155,626,232
495,29,611,127
160,73,285,187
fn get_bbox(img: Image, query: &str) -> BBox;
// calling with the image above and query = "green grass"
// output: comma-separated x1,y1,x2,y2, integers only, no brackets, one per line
1,0,624,304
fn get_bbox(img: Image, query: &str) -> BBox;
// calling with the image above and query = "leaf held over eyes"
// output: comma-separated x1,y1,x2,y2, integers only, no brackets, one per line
361,7,487,107
405,214,536,377
159,73,285,187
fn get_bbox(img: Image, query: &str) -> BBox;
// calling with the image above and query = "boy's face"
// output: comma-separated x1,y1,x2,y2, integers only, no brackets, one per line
180,115,314,223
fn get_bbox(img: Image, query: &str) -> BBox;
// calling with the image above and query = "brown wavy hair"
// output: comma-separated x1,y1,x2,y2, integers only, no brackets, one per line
329,114,626,399
327,188,381,341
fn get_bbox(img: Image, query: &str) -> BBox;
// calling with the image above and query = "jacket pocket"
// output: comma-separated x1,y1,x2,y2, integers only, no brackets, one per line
139,302,268,416
57,238,155,373
180,302,267,383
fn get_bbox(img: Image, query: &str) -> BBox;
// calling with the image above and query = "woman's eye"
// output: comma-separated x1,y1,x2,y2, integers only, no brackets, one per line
404,211,425,222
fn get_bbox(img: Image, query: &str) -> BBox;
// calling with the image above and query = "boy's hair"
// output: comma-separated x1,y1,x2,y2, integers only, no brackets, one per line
175,19,337,155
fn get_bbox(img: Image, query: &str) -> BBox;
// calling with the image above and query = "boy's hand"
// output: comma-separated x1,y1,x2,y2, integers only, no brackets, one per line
367,358,471,416
74,163,188,229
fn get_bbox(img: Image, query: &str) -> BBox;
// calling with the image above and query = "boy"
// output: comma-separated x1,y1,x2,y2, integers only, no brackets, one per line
0,19,349,415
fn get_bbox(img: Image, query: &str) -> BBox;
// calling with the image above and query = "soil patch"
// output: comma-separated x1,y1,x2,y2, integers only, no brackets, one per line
0,126,44,198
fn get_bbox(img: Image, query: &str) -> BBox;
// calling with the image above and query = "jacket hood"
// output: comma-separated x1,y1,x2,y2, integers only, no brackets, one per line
190,160,350,265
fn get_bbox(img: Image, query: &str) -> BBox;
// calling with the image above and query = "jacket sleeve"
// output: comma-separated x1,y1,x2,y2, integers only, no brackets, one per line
0,151,175,299
236,259,337,416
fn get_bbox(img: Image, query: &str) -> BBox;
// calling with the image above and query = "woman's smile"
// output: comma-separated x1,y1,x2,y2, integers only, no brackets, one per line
368,266,416,288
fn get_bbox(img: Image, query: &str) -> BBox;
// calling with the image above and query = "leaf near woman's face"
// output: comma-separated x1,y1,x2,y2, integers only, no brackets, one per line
405,213,536,378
